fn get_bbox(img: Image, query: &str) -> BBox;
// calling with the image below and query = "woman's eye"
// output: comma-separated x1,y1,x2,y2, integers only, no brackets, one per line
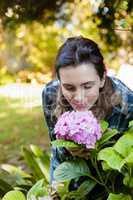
84,85,92,89
65,87,75,91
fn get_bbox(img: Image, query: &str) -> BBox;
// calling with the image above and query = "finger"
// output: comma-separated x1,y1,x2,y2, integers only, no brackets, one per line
51,191,61,200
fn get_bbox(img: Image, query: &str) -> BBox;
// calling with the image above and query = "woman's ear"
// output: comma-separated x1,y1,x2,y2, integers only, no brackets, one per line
100,73,106,88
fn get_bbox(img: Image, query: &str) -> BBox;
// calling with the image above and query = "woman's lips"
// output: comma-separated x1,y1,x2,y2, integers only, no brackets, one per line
73,103,86,109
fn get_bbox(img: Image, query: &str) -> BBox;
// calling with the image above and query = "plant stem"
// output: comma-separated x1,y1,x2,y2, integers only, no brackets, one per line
91,156,110,193
84,173,105,186
105,172,110,185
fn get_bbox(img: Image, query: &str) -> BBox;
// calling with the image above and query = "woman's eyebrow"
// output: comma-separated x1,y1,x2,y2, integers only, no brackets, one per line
81,81,95,86
62,83,74,87
62,81,95,87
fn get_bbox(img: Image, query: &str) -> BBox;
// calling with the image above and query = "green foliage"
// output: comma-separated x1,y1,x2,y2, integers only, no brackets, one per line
99,133,133,171
2,190,26,200
123,176,133,188
1,164,31,179
1,164,32,188
29,145,50,182
65,180,96,200
0,177,13,198
113,133,133,157
0,0,62,26
107,193,132,200
27,179,48,200
97,129,118,147
54,159,90,182
53,121,133,199
1,121,133,199
2,22,60,74
22,145,50,183
98,147,123,171
0,145,51,199
0,164,32,198
0,0,133,83
51,139,79,148
100,120,109,132
94,0,133,48
0,69,16,85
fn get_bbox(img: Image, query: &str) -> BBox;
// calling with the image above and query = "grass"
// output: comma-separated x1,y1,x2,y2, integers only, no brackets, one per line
0,97,50,164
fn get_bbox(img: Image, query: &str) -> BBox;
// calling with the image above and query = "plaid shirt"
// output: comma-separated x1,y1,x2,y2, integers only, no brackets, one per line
42,76,133,182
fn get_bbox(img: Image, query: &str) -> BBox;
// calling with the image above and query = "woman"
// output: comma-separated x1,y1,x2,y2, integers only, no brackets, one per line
42,36,133,198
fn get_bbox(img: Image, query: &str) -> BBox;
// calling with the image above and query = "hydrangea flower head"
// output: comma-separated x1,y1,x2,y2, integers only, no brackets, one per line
54,111,102,149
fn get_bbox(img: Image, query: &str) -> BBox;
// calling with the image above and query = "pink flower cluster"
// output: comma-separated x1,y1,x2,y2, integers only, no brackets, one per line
54,111,102,149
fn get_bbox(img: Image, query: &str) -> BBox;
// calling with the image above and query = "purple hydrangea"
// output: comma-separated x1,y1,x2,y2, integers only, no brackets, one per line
54,111,102,149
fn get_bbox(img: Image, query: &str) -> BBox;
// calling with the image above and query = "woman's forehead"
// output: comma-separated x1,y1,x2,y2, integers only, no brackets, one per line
59,63,99,85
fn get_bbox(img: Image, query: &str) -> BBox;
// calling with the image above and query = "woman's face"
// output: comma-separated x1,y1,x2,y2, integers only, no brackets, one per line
59,63,105,111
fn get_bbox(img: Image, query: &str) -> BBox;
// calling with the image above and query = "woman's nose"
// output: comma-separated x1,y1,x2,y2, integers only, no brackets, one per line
73,90,84,103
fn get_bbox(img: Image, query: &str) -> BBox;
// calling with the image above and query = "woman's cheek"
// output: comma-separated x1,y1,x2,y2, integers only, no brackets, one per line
86,90,99,104
62,89,73,101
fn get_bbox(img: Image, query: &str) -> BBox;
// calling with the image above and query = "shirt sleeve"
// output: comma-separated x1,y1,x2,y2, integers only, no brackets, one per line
127,89,133,122
42,85,56,141
42,84,58,183
42,82,71,183
108,77,133,131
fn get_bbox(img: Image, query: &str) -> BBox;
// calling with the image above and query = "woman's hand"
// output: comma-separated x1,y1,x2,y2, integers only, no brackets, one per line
48,183,61,200
67,147,90,160
50,191,61,200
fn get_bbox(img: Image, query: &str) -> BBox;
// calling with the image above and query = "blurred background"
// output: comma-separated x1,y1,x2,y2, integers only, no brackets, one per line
0,0,133,165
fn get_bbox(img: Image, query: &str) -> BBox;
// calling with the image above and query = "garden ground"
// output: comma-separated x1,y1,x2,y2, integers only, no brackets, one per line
0,83,50,164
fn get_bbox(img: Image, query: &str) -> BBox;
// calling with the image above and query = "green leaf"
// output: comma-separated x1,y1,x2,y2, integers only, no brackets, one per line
100,120,109,132
129,120,133,127
57,181,70,198
98,147,123,171
33,158,50,183
22,147,45,180
76,179,96,198
101,161,111,171
67,179,96,200
0,179,13,193
127,121,133,134
30,145,49,158
27,179,48,200
54,159,90,182
98,129,118,146
51,139,79,148
123,176,133,188
2,190,26,200
1,164,31,178
122,151,133,166
114,134,133,157
107,193,132,200
30,145,50,183
0,169,32,192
